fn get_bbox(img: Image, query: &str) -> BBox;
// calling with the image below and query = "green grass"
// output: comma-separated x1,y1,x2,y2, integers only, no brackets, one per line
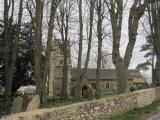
40,96,85,108
110,100,160,120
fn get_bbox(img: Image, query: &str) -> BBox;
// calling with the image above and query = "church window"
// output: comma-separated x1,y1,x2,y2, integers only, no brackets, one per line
106,83,110,89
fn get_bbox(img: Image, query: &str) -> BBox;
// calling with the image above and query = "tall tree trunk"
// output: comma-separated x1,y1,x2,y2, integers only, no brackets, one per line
147,5,156,86
96,43,102,96
62,0,69,98
151,1,160,86
116,64,127,93
43,0,60,103
35,0,43,103
76,0,83,99
80,0,95,81
62,15,70,97
4,0,11,111
80,0,96,94
56,0,69,98
152,53,155,85
105,0,150,94
4,0,23,111
96,0,103,97
75,0,95,99
62,45,68,98
156,55,160,85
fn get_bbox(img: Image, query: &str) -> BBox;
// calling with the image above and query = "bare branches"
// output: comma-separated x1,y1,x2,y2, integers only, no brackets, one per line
124,0,150,66
26,0,35,29
104,0,151,93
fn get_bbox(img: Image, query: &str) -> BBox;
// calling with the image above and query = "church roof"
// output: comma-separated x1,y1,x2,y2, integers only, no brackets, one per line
70,68,143,81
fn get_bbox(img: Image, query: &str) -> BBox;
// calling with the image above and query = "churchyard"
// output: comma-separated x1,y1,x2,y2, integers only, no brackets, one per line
0,0,160,119
1,87,160,120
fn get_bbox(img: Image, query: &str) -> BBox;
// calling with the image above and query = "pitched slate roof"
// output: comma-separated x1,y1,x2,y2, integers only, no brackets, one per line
70,68,142,81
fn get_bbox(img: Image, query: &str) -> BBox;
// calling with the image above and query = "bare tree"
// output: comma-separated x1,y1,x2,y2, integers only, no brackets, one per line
149,1,160,86
34,0,44,103
55,0,74,98
95,0,104,98
74,0,95,99
3,0,24,111
105,0,150,94
75,0,83,99
27,0,61,102
80,0,95,82
26,0,36,30
42,0,61,102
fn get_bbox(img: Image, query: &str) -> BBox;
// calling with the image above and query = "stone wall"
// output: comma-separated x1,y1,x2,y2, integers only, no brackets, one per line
2,87,160,120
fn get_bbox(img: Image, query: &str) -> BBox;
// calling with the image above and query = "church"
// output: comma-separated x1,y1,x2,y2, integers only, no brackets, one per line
48,41,147,96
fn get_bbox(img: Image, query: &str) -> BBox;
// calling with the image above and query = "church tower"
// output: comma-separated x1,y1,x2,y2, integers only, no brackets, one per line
48,40,71,96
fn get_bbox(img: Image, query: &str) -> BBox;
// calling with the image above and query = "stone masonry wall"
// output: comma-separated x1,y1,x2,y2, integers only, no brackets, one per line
2,87,160,120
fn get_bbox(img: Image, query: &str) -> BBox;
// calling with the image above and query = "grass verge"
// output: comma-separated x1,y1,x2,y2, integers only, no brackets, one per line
110,100,160,120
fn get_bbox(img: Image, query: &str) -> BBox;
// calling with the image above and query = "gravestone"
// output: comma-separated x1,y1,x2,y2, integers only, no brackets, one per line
21,95,30,111
26,95,40,111
11,96,23,113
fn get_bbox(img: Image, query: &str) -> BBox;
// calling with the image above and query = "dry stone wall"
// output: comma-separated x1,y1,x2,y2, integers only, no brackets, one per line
2,87,160,120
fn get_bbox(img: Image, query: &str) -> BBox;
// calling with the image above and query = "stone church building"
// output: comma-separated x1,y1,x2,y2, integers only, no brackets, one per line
48,41,147,96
